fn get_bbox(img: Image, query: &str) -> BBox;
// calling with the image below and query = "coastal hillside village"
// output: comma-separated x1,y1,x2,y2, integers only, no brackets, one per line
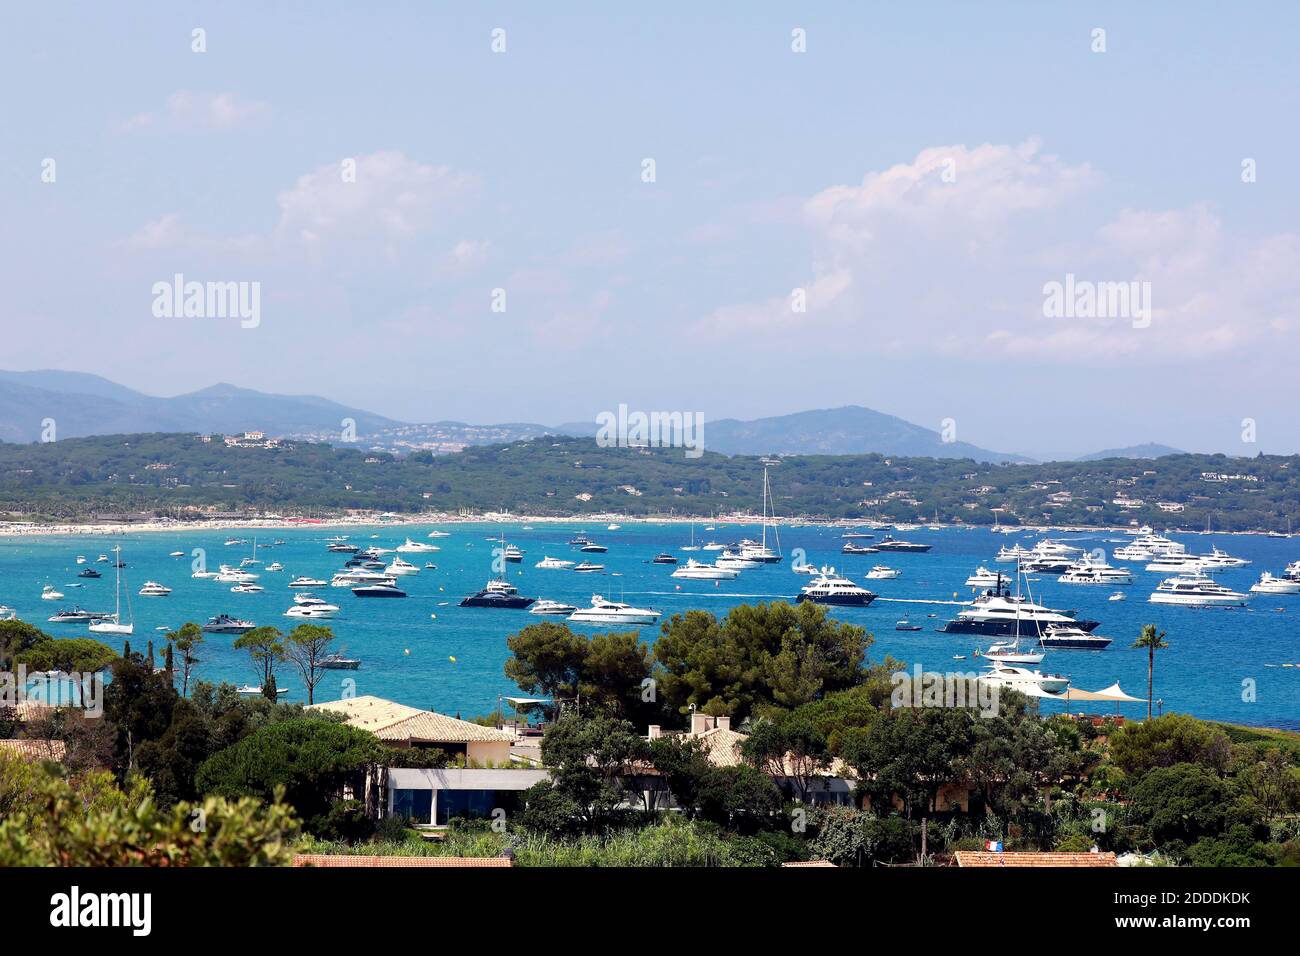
2,600,1297,867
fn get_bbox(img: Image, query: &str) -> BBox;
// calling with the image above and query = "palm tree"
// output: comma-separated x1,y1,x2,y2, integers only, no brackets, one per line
1131,624,1169,720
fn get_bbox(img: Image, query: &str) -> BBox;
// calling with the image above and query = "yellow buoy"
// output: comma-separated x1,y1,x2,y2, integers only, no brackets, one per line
449,655,457,663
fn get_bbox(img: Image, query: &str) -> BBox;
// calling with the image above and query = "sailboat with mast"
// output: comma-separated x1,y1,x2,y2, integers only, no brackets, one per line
90,545,134,635
739,466,782,563
681,521,700,552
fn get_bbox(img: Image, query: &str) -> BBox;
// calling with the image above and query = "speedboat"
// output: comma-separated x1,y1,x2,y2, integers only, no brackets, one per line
168,551,184,558
231,583,264,593
327,543,360,554
895,618,923,632
384,557,421,576
1108,591,1126,602
530,599,579,616
671,559,738,581
224,538,246,547
78,567,102,579
288,576,327,588
460,579,535,609
579,543,608,553
47,607,105,624
536,556,575,569
795,568,876,607
701,542,726,551
842,532,874,539
319,654,361,670
978,663,1070,695
285,595,340,618
864,565,901,580
265,562,284,572
1037,624,1113,650
396,538,440,553
41,585,64,601
1250,572,1300,595
607,523,621,531
567,534,591,546
873,535,931,553
567,595,660,626
426,530,451,538
75,555,87,564
95,554,110,563
651,553,679,565
572,561,606,573
793,563,821,575
138,581,172,597
352,582,407,598
1149,573,1249,607
237,684,288,696
192,569,218,579
202,614,256,634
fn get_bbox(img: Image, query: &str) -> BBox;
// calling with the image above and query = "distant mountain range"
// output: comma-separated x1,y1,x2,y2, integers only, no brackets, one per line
0,369,1188,463
1076,442,1186,461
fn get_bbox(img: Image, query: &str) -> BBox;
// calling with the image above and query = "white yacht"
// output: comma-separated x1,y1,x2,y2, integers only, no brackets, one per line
41,585,64,601
396,538,441,553
572,561,606,573
978,664,1070,695
795,568,877,607
701,542,727,552
1145,553,1211,574
214,565,259,583
535,556,575,570
568,595,661,626
75,555,87,564
530,599,579,616
965,566,1006,588
1196,547,1251,570
1058,558,1133,586
285,597,341,619
1250,572,1300,595
265,562,284,572
203,614,256,634
426,530,451,538
716,551,762,570
385,556,421,576
231,582,264,593
138,581,172,597
995,544,1034,563
671,559,739,580
1114,533,1185,562
980,640,1045,665
606,523,621,531
192,569,219,579
331,570,397,588
288,576,327,588
864,565,901,580
237,684,288,697
1149,573,1249,607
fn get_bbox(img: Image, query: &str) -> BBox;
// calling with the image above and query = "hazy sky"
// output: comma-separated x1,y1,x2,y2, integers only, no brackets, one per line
3,2,1298,459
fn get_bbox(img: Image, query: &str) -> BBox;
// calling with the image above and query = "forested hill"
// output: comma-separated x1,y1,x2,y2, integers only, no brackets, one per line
0,432,1297,531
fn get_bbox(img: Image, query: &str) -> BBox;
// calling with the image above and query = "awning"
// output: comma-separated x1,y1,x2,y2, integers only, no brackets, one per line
1031,683,1147,703
502,697,552,705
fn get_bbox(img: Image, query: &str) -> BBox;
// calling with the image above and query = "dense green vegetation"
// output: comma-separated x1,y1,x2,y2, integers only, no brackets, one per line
2,432,1299,530
3,603,1298,866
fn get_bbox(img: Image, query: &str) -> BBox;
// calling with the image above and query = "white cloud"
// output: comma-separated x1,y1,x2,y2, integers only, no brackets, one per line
276,151,476,249
119,91,270,133
698,140,1300,363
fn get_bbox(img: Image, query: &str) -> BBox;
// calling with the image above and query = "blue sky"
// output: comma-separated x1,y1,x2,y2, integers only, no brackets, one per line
3,2,1298,459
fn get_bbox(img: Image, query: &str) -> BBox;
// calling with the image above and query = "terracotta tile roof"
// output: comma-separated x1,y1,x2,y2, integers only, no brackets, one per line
0,739,66,761
696,726,748,767
292,854,513,868
305,695,512,743
955,851,1118,868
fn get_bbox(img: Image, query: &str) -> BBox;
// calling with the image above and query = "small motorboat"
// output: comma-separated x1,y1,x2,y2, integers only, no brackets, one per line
41,585,64,601
319,655,361,670
895,619,923,632
572,561,606,573
652,553,679,565
78,568,102,579
231,583,264,593
237,685,289,696
1108,592,1126,602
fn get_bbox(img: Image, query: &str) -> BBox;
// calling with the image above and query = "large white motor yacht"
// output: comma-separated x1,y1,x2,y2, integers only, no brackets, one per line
1149,573,1249,607
567,595,661,626
671,559,739,580
1249,572,1300,595
795,568,877,607
535,556,575,569
1058,558,1133,586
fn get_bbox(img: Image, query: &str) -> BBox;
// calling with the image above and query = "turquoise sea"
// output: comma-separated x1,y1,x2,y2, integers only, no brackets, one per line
4,523,1298,729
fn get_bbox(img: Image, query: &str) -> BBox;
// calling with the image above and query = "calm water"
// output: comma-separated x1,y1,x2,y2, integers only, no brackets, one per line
4,523,1298,729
